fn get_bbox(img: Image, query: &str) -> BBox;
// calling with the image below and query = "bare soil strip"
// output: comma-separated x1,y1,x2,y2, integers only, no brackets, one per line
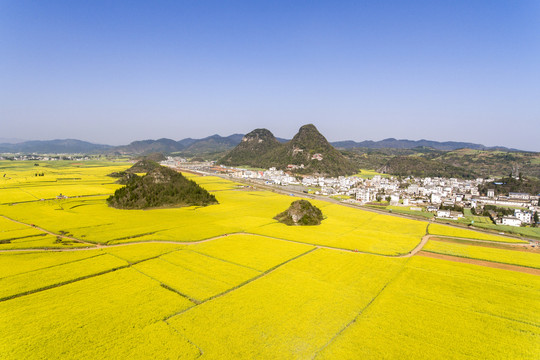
417,251,540,276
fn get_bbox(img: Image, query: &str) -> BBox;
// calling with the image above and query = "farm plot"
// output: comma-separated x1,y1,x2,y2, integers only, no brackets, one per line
316,256,540,360
0,161,130,203
134,249,261,302
0,176,427,256
422,240,540,269
251,205,426,255
0,250,104,278
0,253,126,300
168,249,407,359
0,268,198,360
104,242,187,263
428,223,527,243
0,234,89,249
188,234,315,271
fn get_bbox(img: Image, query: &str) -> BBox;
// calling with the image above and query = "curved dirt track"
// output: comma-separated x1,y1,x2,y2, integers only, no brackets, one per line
1,215,537,275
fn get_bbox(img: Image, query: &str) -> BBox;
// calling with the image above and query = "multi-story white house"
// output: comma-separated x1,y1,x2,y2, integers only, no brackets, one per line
514,210,532,224
500,216,522,227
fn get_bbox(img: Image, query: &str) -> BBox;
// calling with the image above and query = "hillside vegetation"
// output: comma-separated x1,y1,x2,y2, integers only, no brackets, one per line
220,124,358,177
274,200,324,226
219,128,282,168
107,165,217,209
346,147,540,179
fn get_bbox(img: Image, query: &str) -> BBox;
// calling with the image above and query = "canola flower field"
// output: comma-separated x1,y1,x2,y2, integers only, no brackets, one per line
423,239,540,269
0,161,538,359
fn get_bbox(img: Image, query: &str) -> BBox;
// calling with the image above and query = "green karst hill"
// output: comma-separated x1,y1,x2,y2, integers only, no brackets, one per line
274,200,324,226
107,165,218,209
219,128,282,168
219,124,358,177
108,159,162,184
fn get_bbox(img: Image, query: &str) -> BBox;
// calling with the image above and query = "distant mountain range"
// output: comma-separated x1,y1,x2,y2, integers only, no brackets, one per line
0,135,525,154
332,138,519,151
0,139,112,154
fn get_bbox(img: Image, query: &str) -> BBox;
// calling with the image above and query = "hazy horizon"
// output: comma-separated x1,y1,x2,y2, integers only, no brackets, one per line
2,1,539,151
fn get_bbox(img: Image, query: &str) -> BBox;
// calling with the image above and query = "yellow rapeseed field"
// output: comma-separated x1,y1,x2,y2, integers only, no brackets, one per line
134,249,260,302
0,161,538,359
0,268,199,359
168,249,407,359
0,253,127,301
316,256,540,359
428,223,527,243
0,163,427,255
423,240,540,269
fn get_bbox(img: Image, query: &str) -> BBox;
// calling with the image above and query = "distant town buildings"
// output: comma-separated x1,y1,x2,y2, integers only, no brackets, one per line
164,160,540,228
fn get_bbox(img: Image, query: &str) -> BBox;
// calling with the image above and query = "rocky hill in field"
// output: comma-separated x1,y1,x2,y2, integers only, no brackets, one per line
219,124,358,176
219,128,282,167
107,165,217,209
108,159,162,184
274,200,324,226
270,124,357,176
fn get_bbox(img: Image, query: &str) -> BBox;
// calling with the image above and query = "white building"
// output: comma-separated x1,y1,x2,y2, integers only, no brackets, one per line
500,216,522,227
437,209,451,218
356,188,374,203
509,192,530,200
514,210,532,224
431,193,442,204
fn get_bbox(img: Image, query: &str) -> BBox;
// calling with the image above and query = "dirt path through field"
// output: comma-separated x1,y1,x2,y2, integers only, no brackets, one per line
2,215,538,276
0,215,97,246
417,251,540,275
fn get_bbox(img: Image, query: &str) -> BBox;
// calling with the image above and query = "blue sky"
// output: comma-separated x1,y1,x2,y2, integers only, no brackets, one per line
1,1,539,150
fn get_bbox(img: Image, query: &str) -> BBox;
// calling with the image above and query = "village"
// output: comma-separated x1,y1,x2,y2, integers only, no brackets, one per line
163,157,540,228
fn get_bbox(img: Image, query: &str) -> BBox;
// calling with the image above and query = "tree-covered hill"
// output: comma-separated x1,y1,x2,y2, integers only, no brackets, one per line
219,128,282,167
107,166,217,209
219,124,358,177
274,200,324,226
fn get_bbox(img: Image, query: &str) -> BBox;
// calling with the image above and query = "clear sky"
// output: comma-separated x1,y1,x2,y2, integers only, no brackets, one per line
1,1,539,150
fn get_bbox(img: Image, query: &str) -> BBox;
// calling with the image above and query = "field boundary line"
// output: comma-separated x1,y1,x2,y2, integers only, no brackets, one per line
0,215,98,247
162,319,204,358
129,265,201,305
185,249,263,272
0,231,423,257
0,193,113,206
417,251,540,276
0,252,106,280
421,249,540,270
429,236,536,252
0,264,129,303
311,259,410,359
164,247,318,321
0,233,47,242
